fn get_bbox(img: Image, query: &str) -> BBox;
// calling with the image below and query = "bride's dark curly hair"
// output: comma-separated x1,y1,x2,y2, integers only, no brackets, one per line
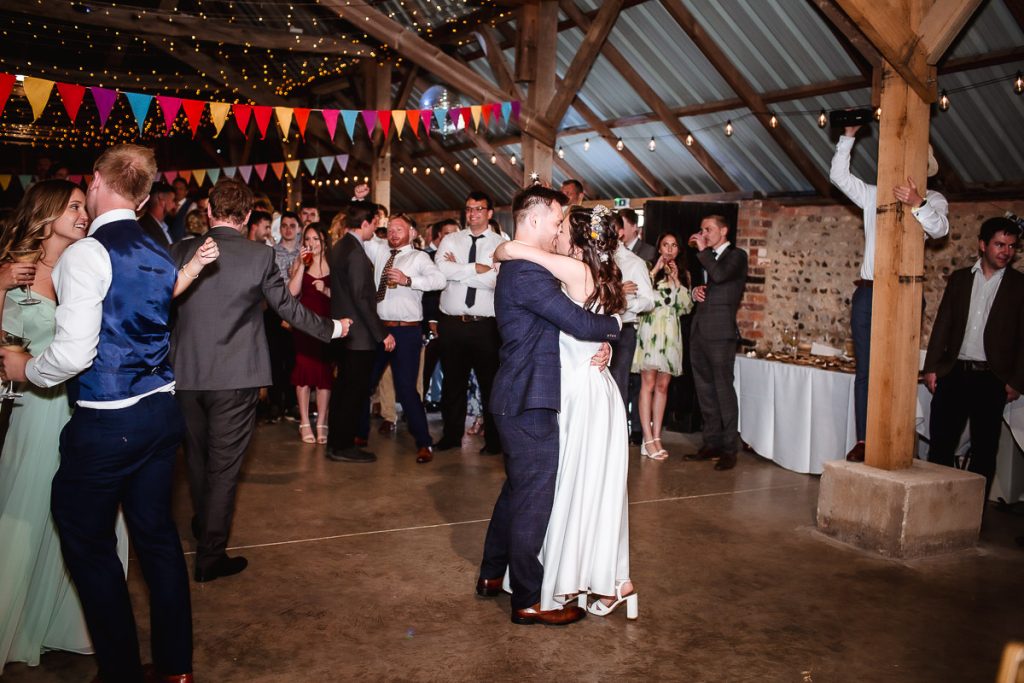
565,206,626,314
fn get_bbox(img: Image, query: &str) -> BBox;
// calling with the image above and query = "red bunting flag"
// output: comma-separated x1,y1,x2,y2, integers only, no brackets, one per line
181,99,206,138
179,169,192,183
252,106,273,139
232,103,252,135
377,110,391,139
56,82,87,122
293,107,311,140
0,73,15,119
406,109,421,138
481,103,492,127
156,96,181,135
254,163,268,180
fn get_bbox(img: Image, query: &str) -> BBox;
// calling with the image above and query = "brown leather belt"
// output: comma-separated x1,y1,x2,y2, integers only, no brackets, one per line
854,279,873,288
958,360,989,372
446,314,491,323
382,320,420,327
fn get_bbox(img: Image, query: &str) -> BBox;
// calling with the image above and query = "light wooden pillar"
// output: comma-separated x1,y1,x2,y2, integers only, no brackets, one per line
365,59,393,213
518,1,557,186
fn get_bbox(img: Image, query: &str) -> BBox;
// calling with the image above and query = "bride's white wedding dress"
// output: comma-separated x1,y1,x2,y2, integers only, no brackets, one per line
539,296,630,611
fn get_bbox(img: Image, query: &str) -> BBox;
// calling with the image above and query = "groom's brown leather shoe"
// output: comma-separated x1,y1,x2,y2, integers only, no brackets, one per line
512,603,586,626
476,576,502,597
684,446,717,462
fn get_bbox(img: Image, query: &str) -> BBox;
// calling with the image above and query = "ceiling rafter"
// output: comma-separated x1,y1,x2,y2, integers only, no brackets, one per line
660,0,832,195
560,0,738,192
572,98,666,196
808,0,881,76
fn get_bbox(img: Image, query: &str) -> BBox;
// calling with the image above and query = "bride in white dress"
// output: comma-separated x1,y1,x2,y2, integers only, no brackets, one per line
495,204,637,619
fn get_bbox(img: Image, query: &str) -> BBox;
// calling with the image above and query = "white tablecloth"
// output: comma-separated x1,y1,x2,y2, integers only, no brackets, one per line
733,355,1024,501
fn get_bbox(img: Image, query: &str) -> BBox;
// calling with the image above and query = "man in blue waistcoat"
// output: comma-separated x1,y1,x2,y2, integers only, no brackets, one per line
0,144,217,683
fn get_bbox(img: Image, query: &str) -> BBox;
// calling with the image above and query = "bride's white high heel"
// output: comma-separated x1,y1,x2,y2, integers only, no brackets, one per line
588,581,638,620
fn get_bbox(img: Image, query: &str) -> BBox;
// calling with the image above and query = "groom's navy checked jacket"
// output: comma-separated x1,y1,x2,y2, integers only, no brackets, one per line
490,261,620,417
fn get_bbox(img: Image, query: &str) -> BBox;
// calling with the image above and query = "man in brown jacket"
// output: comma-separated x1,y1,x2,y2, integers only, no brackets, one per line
923,216,1024,496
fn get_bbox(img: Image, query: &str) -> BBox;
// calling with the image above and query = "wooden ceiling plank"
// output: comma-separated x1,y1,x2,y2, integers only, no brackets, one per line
917,0,984,63
659,0,832,195
809,0,882,73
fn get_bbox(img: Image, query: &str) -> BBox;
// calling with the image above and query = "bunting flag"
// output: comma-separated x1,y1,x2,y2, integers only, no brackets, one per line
233,103,252,135
321,108,339,140
207,167,221,184
157,95,182,135
68,174,83,184
511,101,521,120
90,87,118,128
23,77,55,121
450,107,463,129
274,106,293,138
501,101,512,125
0,73,15,119
302,158,318,175
285,160,300,177
360,110,377,137
392,110,406,139
252,106,273,139
0,175,11,191
293,107,311,140
57,82,87,122
179,170,192,182
222,166,236,179
320,155,335,173
470,105,482,131
181,99,206,137
336,153,349,171
163,171,177,184
254,163,268,180
209,102,231,136
378,110,392,139
125,92,153,134
238,165,252,182
270,162,284,179
18,175,32,189
193,168,206,186
340,110,358,139
406,109,421,138
432,108,447,131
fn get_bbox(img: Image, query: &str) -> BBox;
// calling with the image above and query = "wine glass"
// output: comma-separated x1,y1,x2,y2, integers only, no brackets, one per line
0,332,29,400
9,249,42,306
781,327,798,355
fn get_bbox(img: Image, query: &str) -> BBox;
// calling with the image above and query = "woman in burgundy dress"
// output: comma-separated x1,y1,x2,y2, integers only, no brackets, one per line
288,223,334,443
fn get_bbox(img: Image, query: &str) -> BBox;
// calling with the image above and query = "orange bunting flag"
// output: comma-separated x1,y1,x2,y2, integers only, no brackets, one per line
270,162,285,179
293,107,310,140
23,77,55,121
406,109,421,138
0,175,10,191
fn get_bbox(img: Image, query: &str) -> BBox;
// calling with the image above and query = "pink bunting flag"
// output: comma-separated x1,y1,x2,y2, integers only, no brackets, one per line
511,101,521,120
233,104,252,135
254,163,268,180
57,82,87,122
321,109,339,140
163,171,178,183
89,87,119,128
0,73,15,119
157,96,182,135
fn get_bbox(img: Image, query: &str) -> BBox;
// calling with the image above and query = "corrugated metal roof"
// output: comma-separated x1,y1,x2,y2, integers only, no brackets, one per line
945,0,1024,60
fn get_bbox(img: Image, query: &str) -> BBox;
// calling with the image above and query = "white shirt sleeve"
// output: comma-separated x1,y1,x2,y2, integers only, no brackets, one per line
411,252,446,291
623,257,655,316
25,238,110,388
914,190,950,239
829,136,872,211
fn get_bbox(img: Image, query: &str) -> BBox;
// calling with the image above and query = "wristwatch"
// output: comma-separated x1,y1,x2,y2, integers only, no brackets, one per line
403,276,413,288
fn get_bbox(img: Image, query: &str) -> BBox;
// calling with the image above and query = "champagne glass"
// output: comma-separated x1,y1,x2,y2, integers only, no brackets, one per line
0,332,29,400
9,249,42,306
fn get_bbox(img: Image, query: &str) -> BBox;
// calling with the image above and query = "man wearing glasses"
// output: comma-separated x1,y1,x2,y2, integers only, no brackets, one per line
434,192,504,455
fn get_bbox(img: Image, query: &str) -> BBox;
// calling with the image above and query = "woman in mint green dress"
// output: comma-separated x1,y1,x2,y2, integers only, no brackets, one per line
631,232,692,461
0,180,128,670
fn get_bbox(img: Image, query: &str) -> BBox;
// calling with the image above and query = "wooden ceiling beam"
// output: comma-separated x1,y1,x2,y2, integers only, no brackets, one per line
473,26,524,100
809,0,881,75
917,0,983,63
0,1,369,56
544,0,624,127
1006,0,1024,35
560,0,737,192
660,0,832,195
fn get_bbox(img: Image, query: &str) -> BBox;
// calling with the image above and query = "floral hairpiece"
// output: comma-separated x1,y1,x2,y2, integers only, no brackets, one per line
588,204,613,240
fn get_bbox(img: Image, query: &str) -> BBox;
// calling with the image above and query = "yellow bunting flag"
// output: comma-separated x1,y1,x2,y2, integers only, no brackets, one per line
470,105,482,131
285,159,300,178
0,174,10,191
193,168,206,186
209,102,231,136
275,107,293,137
23,77,55,121
392,110,407,139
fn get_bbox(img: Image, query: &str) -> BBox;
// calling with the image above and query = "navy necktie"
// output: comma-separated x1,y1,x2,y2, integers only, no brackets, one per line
465,235,483,308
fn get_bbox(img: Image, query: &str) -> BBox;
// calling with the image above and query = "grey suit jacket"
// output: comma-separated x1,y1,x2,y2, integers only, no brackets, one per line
170,225,333,390
328,232,386,351
631,239,658,267
139,213,171,251
691,245,748,341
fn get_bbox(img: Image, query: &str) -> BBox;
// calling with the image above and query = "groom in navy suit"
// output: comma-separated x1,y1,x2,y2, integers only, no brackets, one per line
476,186,621,625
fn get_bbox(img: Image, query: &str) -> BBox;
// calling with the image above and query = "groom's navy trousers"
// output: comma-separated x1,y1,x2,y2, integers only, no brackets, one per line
480,409,559,610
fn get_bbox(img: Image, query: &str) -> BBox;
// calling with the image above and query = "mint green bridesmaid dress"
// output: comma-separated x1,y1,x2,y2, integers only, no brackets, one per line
0,288,128,668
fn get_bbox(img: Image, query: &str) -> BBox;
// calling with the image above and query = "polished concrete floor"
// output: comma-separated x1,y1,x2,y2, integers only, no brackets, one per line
3,414,1023,683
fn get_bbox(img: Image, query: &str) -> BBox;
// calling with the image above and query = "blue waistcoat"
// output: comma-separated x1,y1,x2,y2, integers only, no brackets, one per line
68,219,177,403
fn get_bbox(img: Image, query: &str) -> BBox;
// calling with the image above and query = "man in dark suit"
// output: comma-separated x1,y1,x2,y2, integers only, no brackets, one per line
171,179,350,583
619,208,657,266
139,181,176,249
421,219,458,410
923,216,1024,497
327,200,394,463
476,186,620,626
685,214,748,471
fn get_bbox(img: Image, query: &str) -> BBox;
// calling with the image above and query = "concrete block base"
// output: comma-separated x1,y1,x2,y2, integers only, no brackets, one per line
817,459,985,559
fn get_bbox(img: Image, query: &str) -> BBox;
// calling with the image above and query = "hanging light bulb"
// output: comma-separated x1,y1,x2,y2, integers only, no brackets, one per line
344,176,350,183
769,113,779,129
648,137,656,152
685,134,694,147
817,110,827,128
412,166,418,174
724,120,734,137
938,90,950,112
510,154,517,166
439,166,445,175
874,107,882,121
399,166,405,174
490,153,497,165
557,146,565,159
454,162,461,172
1015,72,1023,95
615,137,624,151
425,168,431,176
471,157,479,167
584,138,590,152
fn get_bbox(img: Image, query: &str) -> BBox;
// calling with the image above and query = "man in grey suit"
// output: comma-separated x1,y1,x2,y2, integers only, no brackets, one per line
685,214,748,471
619,208,658,266
326,200,395,463
171,179,350,582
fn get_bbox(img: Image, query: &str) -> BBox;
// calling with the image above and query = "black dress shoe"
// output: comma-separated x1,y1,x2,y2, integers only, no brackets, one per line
683,447,717,462
194,555,248,583
479,444,502,456
476,576,502,597
846,441,866,462
424,402,441,413
433,438,461,451
326,447,377,463
629,432,643,446
714,452,737,470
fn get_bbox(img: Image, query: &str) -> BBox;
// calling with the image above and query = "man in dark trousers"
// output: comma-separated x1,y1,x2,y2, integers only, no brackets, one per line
327,200,394,463
923,216,1024,497
476,186,620,626
685,214,748,471
171,179,350,583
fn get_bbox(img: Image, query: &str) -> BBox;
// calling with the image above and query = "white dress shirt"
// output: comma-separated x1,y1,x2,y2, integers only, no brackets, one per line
830,135,950,281
614,244,655,324
373,244,446,322
958,259,1006,362
25,208,176,408
436,228,502,317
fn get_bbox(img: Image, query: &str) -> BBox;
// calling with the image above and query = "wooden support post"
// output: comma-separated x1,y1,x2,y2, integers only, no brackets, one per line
519,1,558,186
366,60,393,213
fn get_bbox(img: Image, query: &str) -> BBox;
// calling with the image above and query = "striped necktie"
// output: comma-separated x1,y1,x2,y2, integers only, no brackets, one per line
376,249,399,302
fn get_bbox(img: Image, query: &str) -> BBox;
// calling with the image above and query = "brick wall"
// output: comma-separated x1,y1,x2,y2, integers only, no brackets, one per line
735,198,1024,351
